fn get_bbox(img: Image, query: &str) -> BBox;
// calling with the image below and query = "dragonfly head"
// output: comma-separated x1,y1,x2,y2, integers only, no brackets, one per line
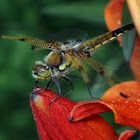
32,61,51,80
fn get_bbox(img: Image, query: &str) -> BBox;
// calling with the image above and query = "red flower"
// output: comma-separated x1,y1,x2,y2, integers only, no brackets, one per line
30,88,119,140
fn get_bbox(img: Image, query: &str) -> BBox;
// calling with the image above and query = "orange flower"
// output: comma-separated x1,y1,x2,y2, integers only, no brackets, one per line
68,81,139,139
104,0,140,80
30,88,119,140
104,0,124,43
104,0,124,30
69,81,140,130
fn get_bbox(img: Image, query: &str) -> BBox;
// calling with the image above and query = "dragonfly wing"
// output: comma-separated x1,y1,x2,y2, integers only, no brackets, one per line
30,45,49,50
44,29,87,43
29,29,87,50
75,51,120,86
0,28,87,50
0,34,62,50
73,23,135,85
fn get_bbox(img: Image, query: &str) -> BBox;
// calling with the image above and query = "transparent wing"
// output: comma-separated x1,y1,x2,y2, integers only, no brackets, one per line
0,28,87,50
75,42,135,86
0,33,62,50
43,29,87,43
72,23,135,85
32,29,87,50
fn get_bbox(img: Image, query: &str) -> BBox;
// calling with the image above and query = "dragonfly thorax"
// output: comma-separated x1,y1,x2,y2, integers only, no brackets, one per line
44,50,72,71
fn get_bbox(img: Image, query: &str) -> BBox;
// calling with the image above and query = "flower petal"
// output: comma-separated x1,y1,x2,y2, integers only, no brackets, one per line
127,0,140,37
104,0,124,31
118,130,136,140
130,35,140,80
68,100,111,122
30,88,118,140
102,81,140,130
69,81,140,130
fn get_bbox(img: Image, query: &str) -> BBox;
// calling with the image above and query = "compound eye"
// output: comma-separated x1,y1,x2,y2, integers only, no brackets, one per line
33,63,48,74
38,65,47,73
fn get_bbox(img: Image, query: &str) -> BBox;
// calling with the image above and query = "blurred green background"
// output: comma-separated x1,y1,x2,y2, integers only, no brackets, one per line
0,0,138,140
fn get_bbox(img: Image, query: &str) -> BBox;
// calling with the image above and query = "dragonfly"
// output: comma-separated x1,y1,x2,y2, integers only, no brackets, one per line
0,23,134,103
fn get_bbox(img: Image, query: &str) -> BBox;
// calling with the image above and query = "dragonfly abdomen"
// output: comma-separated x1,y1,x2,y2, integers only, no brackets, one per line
91,23,134,52
110,23,134,40
77,23,134,53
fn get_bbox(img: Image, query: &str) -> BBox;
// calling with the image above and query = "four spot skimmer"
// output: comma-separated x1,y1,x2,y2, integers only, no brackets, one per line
0,23,134,99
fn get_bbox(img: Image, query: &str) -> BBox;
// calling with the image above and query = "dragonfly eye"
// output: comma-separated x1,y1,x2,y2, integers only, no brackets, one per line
33,61,48,74
32,61,51,80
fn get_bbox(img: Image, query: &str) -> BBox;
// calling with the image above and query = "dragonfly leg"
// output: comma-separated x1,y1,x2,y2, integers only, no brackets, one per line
45,77,55,89
61,76,74,96
34,80,39,88
33,77,54,95
84,83,101,101
66,75,94,99
48,76,75,109
66,75,83,79
48,77,61,109
55,77,61,95
66,75,101,100
86,83,93,98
